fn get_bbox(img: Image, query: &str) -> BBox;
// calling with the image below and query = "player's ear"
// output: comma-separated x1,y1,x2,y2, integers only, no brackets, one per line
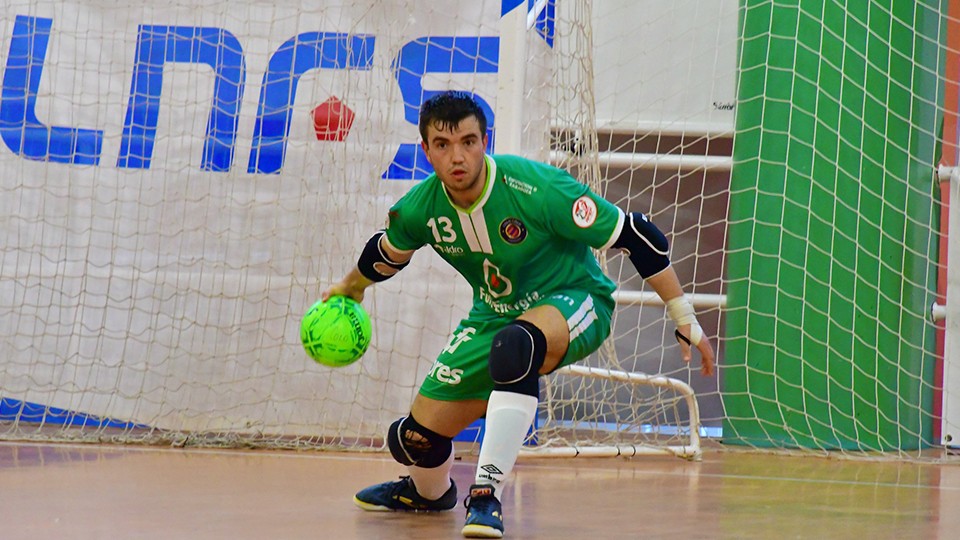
420,140,432,165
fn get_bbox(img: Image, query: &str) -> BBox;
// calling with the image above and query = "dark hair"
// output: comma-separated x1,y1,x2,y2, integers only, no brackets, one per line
418,91,487,142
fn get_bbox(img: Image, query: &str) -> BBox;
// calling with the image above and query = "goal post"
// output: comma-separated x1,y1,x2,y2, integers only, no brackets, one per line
523,365,703,460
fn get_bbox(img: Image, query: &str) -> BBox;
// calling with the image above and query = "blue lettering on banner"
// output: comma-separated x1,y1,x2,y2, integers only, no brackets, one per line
383,36,498,181
532,0,556,47
501,0,526,16
0,16,104,165
247,33,375,174
0,16,523,176
502,0,556,47
117,25,245,172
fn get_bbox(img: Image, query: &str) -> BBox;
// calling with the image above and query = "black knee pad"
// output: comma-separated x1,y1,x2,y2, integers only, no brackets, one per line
386,415,452,468
489,319,547,397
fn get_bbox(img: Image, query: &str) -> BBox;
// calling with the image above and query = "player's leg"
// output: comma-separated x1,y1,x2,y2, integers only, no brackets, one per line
404,395,486,499
354,319,496,513
473,304,568,484
463,292,613,539
461,305,565,538
353,396,485,512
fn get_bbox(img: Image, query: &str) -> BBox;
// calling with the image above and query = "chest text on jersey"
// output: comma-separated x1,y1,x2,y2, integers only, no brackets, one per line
478,288,543,315
433,243,464,256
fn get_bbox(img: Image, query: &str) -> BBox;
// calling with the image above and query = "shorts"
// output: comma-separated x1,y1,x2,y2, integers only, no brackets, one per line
418,290,614,401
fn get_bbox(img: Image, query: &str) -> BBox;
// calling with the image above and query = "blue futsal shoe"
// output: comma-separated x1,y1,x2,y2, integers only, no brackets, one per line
353,476,457,512
461,484,504,539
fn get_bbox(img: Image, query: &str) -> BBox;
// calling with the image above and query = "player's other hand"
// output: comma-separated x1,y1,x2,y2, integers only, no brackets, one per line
321,267,376,304
676,324,715,376
321,280,367,304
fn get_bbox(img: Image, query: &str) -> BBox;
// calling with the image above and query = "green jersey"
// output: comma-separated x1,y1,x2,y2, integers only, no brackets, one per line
383,154,624,321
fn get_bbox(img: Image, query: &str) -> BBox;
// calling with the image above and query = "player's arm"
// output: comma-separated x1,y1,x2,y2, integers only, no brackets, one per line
645,267,715,376
610,212,715,376
322,231,415,303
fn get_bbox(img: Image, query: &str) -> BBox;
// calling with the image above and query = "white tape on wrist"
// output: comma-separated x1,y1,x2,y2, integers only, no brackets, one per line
666,297,702,346
666,297,695,325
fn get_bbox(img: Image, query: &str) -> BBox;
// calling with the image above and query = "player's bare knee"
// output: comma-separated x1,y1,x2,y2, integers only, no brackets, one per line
488,320,547,397
386,415,452,468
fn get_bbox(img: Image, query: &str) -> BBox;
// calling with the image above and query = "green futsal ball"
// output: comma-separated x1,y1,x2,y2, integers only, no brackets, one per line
300,296,372,367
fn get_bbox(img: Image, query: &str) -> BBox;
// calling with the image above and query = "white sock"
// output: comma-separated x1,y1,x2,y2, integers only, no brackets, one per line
407,446,455,500
474,390,538,489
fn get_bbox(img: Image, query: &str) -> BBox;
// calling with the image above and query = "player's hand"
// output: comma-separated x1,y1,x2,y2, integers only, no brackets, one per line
675,324,715,376
322,283,364,303
322,271,372,303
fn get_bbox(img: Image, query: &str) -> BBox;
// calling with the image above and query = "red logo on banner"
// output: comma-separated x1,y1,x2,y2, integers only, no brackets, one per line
312,96,355,141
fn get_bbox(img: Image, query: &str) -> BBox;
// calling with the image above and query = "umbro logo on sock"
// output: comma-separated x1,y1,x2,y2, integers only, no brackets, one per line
480,464,504,475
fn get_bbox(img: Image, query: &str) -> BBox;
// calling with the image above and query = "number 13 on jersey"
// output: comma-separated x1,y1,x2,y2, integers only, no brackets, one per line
428,217,458,243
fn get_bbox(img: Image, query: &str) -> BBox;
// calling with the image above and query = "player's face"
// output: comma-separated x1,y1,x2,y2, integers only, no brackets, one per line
421,115,488,207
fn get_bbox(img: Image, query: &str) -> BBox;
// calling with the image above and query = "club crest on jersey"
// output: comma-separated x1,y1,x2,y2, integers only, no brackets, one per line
572,196,597,228
499,217,527,244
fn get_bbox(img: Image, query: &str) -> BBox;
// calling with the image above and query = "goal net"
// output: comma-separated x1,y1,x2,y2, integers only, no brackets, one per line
1,0,950,460
720,0,949,459
515,0,735,458
0,0,729,456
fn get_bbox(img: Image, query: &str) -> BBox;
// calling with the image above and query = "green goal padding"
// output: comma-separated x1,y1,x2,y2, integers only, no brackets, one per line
723,0,943,450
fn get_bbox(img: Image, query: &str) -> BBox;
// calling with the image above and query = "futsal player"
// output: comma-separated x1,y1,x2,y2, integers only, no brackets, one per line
323,91,715,538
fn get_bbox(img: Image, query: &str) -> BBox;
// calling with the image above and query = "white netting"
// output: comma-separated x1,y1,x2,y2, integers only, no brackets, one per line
0,0,733,453
2,1,952,461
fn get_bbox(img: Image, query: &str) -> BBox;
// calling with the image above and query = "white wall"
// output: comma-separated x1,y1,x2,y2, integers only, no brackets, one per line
591,0,738,134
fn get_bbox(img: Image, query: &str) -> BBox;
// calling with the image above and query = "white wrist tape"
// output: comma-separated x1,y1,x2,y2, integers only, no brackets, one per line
666,297,702,346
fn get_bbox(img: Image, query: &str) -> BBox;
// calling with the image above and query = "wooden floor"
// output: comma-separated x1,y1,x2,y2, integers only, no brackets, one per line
1,441,959,539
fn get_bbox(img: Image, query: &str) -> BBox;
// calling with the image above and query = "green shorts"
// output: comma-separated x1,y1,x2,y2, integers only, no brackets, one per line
418,290,614,401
